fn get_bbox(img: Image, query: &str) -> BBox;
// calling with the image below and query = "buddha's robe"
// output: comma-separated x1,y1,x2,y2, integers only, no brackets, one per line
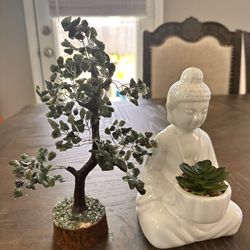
136,125,242,249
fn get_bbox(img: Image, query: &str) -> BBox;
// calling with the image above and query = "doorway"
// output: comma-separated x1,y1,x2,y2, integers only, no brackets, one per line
23,0,163,101
53,16,137,99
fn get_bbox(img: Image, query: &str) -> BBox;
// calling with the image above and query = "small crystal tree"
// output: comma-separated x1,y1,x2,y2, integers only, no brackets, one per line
9,17,156,216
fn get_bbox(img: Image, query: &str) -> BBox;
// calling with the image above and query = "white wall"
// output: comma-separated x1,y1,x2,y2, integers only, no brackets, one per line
164,0,250,31
0,0,36,119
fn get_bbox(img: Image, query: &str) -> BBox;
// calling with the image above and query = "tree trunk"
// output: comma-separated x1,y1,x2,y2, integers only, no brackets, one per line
71,154,98,214
72,114,100,215
72,174,87,215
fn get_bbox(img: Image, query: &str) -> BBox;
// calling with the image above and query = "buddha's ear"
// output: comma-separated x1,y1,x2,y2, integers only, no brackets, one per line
166,102,174,124
166,101,175,111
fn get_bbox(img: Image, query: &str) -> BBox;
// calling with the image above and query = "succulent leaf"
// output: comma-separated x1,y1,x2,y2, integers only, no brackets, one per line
176,160,230,196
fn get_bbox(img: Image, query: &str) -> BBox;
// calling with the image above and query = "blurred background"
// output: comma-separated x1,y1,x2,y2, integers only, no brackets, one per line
0,0,250,121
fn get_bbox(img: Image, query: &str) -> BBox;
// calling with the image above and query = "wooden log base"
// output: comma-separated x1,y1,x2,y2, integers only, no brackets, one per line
53,214,108,250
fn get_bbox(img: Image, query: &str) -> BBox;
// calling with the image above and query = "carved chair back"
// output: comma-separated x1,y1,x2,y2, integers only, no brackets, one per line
143,17,242,98
243,32,250,93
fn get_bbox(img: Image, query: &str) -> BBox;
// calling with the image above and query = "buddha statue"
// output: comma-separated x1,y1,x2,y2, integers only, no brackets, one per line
136,67,242,249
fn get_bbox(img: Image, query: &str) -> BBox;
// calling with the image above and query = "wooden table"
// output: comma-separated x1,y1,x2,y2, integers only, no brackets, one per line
0,95,250,250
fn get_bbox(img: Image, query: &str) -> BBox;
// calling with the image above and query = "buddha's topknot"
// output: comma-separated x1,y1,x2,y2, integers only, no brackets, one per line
167,67,211,108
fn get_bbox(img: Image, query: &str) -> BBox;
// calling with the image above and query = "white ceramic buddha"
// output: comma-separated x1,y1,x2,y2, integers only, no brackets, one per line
136,67,242,249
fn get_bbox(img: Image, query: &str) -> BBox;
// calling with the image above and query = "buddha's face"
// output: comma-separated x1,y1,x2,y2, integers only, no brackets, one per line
169,101,209,131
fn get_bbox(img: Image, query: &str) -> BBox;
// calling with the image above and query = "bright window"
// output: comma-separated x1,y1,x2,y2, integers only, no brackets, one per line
54,16,137,99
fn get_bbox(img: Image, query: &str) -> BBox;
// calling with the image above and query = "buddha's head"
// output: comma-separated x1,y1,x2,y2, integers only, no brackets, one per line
166,67,211,131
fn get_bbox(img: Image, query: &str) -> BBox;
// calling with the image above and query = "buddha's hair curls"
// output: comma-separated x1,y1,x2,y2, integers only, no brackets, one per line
166,67,211,109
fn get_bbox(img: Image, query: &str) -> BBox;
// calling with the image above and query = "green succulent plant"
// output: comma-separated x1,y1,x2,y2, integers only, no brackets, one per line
176,160,230,196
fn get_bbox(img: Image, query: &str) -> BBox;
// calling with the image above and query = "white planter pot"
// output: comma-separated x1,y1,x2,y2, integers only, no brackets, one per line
172,182,231,224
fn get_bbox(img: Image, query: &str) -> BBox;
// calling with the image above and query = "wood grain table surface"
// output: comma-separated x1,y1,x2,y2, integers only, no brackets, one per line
0,95,250,250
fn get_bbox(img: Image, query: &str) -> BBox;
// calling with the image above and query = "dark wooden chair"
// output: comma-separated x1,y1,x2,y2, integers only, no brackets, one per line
243,31,250,93
143,17,242,98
